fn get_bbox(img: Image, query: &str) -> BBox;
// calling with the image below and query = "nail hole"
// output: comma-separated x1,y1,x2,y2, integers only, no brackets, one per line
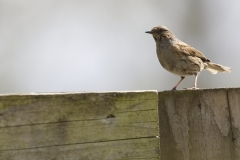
106,114,115,118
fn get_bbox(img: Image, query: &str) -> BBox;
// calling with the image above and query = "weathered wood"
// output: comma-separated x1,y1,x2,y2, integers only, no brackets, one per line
0,91,159,160
2,88,239,160
158,88,240,160
228,88,240,160
0,138,159,160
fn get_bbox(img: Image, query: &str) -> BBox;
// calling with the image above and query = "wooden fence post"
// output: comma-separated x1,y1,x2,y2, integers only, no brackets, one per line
158,88,240,160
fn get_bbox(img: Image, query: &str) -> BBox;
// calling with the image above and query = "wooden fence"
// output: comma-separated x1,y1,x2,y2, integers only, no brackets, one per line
0,91,159,160
0,88,240,160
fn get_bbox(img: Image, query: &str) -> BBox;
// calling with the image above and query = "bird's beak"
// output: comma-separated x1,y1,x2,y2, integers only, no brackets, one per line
145,31,153,34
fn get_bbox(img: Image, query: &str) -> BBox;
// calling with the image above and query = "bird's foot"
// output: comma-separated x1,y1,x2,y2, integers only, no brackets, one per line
184,87,199,90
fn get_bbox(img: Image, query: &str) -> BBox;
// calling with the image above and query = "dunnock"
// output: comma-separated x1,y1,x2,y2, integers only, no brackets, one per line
145,26,231,90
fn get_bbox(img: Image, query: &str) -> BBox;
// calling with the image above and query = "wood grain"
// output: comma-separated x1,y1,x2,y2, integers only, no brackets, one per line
158,88,238,160
2,88,239,160
0,91,159,160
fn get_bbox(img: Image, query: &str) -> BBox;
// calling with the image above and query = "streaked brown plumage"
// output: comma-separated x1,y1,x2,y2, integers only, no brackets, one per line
146,26,231,90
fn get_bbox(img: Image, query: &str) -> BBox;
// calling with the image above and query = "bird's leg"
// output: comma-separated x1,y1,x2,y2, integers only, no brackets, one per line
185,73,199,90
193,73,198,89
172,76,185,90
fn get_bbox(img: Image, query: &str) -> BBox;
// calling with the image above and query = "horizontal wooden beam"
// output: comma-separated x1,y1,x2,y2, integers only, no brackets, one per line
0,91,159,160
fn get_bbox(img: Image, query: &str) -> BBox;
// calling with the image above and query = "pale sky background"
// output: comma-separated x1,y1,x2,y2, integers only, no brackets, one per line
0,0,239,94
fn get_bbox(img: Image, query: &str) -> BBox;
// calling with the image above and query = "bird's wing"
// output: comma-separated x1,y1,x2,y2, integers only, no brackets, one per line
174,43,211,62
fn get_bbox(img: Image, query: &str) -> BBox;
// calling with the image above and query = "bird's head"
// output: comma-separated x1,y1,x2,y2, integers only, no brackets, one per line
145,26,174,42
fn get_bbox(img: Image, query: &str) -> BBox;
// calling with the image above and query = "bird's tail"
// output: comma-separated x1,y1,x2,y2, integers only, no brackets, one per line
205,62,232,74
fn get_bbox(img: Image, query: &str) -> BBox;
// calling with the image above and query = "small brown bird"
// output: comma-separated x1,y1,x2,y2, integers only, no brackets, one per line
145,26,231,90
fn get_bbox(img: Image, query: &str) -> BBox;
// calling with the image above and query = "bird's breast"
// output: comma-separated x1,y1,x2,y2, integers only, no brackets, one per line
156,45,203,76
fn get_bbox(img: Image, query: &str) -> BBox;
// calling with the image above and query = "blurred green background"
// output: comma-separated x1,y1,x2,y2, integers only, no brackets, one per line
0,0,238,93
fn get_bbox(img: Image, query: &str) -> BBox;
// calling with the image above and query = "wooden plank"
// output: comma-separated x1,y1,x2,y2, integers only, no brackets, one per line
158,89,233,160
0,138,159,160
0,110,157,150
0,91,157,127
0,91,159,159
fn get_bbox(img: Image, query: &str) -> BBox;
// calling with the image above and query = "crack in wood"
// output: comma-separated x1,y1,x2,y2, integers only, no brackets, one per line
226,89,235,160
0,109,157,129
0,136,157,152
199,92,208,160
